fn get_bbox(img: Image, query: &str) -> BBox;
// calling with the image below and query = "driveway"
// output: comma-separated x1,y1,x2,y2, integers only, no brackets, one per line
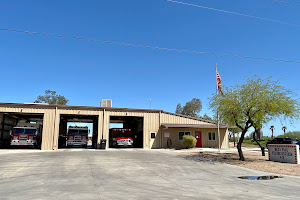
0,149,299,199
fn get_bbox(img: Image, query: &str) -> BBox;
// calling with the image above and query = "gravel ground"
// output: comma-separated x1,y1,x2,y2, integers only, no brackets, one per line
183,151,300,177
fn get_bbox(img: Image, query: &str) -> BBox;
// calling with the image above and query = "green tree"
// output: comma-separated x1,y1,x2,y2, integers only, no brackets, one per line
175,103,183,114
34,89,69,105
175,98,202,117
201,113,213,121
210,76,299,161
277,131,300,140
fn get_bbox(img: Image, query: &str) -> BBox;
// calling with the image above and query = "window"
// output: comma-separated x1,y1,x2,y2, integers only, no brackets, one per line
179,131,191,140
151,132,156,139
208,132,216,141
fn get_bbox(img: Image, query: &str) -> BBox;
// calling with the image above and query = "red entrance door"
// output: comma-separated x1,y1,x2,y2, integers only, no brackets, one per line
195,131,202,147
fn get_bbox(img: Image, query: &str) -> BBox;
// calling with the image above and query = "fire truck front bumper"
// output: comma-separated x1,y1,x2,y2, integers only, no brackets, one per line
117,140,133,147
67,141,87,147
11,140,36,146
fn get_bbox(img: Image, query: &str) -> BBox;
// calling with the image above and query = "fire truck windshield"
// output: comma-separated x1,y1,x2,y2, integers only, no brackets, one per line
13,128,36,135
117,132,131,137
68,130,88,135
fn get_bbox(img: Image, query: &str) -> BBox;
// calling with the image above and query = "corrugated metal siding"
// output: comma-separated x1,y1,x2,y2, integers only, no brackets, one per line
0,107,45,114
199,128,228,148
161,113,212,125
97,111,103,145
42,109,56,150
102,110,110,148
57,109,100,116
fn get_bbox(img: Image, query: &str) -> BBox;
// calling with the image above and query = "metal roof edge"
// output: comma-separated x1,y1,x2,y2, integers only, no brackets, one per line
161,123,228,128
0,102,163,113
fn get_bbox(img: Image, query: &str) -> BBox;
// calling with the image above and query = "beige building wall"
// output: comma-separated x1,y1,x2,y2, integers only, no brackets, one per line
162,127,228,149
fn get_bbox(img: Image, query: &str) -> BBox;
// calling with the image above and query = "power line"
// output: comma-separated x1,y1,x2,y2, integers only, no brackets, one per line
271,0,300,7
167,0,300,27
0,28,300,64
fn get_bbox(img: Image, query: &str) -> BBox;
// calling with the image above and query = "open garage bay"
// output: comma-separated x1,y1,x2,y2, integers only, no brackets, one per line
0,149,299,199
0,112,43,149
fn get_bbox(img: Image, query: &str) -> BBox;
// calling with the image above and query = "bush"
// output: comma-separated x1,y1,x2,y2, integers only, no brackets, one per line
277,131,300,140
182,135,197,148
242,139,268,147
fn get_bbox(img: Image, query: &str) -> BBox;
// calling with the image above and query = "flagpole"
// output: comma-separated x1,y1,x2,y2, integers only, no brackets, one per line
216,64,221,152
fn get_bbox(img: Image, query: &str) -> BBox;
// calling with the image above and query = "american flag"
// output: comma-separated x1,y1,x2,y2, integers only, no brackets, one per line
216,71,223,95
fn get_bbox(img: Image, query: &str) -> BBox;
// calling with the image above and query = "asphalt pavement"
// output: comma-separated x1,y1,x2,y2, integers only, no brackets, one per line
0,148,299,200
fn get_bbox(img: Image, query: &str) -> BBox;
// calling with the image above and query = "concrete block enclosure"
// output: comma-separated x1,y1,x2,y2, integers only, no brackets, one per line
0,103,229,150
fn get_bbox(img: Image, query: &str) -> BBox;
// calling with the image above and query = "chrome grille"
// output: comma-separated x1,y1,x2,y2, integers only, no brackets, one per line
19,135,27,140
74,136,81,141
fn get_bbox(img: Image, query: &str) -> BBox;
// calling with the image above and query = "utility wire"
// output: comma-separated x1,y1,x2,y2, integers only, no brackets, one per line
271,0,300,7
0,28,300,64
167,0,300,27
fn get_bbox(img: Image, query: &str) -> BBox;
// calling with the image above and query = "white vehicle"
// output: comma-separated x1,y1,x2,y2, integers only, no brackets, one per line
67,126,89,147
10,122,42,147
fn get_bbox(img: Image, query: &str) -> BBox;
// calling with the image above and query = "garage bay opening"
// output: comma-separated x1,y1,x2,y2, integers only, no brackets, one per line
0,112,44,149
58,114,98,149
109,116,143,148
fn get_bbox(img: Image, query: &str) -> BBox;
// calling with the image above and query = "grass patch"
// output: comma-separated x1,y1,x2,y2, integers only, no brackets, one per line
242,139,267,147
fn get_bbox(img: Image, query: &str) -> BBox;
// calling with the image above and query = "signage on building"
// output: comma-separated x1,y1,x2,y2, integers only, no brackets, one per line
164,132,170,137
268,144,299,164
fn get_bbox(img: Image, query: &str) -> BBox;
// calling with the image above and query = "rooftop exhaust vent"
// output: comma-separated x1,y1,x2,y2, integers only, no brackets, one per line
101,99,112,107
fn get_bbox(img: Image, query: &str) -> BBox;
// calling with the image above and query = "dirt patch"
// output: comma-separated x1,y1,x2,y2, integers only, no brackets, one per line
185,151,300,177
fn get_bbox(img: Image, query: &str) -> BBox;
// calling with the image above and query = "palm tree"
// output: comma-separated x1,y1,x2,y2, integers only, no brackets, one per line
270,126,275,139
282,126,287,134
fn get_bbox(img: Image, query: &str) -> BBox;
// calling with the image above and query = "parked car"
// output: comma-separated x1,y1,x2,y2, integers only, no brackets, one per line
293,140,300,145
266,137,293,147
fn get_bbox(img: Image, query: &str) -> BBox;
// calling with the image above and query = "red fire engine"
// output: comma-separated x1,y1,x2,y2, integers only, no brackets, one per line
67,126,89,148
10,122,42,148
110,128,133,147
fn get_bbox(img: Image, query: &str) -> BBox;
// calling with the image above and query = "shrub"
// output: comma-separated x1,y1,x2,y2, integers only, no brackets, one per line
277,131,300,140
182,135,197,148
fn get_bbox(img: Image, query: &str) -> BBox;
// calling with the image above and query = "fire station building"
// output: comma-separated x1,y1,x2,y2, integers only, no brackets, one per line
0,103,229,150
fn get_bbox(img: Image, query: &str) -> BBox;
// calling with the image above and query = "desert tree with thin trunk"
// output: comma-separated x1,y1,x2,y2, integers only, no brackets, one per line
210,76,299,161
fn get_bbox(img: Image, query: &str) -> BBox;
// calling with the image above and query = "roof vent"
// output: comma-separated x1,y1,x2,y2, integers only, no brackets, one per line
101,99,112,107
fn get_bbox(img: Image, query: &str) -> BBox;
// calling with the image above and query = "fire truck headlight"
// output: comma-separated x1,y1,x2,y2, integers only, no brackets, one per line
29,136,34,140
13,136,18,140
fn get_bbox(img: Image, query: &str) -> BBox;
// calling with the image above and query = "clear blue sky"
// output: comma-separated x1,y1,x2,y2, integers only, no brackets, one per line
1,0,300,137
